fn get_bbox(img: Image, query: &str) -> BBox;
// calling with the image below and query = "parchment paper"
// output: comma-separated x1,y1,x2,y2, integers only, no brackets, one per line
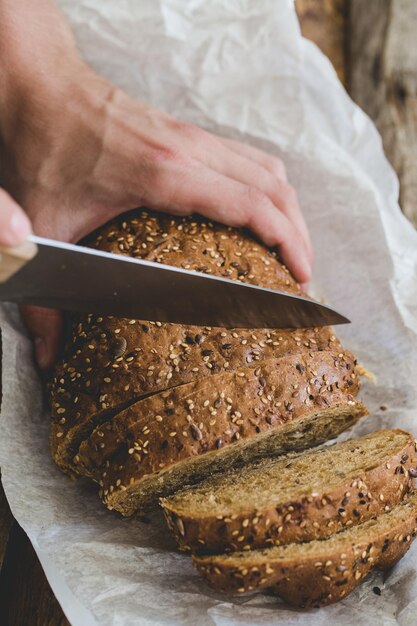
1,1,417,624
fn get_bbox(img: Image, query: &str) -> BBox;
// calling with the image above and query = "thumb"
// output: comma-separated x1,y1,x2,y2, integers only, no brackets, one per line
20,305,64,370
0,188,32,246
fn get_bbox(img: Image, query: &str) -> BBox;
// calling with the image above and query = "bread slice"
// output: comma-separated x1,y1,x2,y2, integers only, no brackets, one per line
161,429,417,553
84,402,365,517
194,491,417,608
74,350,366,515
50,324,342,474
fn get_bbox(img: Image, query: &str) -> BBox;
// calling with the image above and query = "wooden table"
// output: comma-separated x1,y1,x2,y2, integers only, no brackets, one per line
0,2,416,624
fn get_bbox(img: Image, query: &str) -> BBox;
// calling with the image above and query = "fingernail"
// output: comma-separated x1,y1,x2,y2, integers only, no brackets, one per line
10,212,31,244
34,337,49,369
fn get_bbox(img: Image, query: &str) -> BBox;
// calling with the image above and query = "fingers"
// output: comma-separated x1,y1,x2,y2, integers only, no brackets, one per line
0,188,32,246
20,305,64,370
0,190,61,369
165,125,313,266
146,159,312,284
219,136,288,182
245,198,312,284
193,134,314,264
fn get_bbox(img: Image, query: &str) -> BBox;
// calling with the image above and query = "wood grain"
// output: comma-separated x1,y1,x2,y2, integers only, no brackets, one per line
348,0,417,226
0,475,13,570
0,519,70,626
0,329,69,624
296,0,349,85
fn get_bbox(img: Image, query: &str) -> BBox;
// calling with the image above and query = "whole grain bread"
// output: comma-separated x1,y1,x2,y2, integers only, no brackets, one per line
193,490,417,608
49,210,355,474
50,323,342,473
73,350,366,515
49,209,365,517
161,429,417,553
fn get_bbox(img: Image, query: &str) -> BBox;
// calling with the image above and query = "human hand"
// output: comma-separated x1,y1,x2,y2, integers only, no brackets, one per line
0,189,64,367
0,0,313,369
0,189,31,247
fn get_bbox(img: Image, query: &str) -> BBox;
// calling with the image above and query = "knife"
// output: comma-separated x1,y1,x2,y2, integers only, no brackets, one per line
0,234,349,329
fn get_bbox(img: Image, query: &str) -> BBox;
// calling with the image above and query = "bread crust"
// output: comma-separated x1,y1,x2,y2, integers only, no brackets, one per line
161,431,417,553
73,350,366,514
50,324,343,472
85,209,302,292
193,492,417,608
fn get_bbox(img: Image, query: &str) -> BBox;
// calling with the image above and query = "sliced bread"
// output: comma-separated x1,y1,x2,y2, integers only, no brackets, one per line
50,324,342,473
161,429,417,553
193,491,417,608
48,209,366,526
74,350,366,515
49,209,357,476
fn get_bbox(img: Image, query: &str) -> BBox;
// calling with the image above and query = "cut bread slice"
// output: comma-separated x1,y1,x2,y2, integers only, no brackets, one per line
74,350,366,515
161,429,417,553
96,402,365,516
89,402,365,517
194,491,417,608
50,324,342,474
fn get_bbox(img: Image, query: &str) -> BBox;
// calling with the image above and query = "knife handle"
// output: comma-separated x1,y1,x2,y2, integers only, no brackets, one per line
0,241,38,283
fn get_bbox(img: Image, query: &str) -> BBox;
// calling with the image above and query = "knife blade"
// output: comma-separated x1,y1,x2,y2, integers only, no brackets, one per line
0,234,349,328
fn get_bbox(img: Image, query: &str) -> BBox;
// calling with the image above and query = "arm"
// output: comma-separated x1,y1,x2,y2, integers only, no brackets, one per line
0,0,313,367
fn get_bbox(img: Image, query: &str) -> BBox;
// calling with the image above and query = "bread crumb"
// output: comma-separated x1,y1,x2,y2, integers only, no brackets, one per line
356,364,377,384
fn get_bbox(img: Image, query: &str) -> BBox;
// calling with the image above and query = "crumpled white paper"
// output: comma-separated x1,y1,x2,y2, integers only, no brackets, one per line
1,1,417,624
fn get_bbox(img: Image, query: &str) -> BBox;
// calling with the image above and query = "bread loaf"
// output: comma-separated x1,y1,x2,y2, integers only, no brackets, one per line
161,429,417,553
193,490,417,608
49,209,365,515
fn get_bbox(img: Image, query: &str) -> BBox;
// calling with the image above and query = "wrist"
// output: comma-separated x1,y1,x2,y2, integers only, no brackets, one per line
1,66,116,243
0,0,127,245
